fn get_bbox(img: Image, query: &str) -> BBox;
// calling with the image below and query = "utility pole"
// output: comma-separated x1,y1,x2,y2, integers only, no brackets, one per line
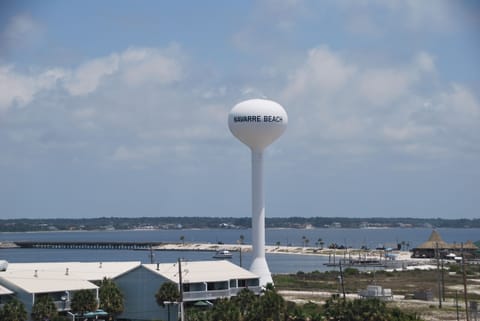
178,258,184,321
436,242,442,308
462,243,470,321
239,247,242,267
149,245,155,264
339,261,346,301
441,254,445,302
456,290,460,321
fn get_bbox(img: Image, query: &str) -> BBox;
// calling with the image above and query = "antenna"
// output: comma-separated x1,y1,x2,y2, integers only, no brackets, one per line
228,98,287,286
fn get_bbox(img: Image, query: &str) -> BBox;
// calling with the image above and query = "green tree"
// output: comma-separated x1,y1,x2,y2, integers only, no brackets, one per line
258,284,285,321
186,308,211,321
232,288,257,320
31,295,58,321
238,234,245,245
0,298,28,321
155,281,180,321
99,277,124,320
71,289,97,317
210,298,240,321
180,235,185,245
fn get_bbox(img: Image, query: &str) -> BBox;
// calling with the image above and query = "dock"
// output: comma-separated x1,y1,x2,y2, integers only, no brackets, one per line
13,241,163,250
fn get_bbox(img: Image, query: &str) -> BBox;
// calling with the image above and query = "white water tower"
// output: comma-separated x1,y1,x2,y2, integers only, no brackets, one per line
228,99,287,286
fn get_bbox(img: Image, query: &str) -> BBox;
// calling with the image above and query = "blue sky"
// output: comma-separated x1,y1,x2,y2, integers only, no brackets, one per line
1,0,479,219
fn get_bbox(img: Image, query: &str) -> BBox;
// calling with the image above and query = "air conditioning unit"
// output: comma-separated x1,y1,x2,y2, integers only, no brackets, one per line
0,260,8,271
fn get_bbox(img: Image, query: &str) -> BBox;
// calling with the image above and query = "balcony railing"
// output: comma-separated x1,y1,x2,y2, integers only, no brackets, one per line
182,286,262,301
54,300,71,311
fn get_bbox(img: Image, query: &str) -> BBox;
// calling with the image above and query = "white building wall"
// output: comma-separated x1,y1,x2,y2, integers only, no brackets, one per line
115,266,177,321
0,278,34,321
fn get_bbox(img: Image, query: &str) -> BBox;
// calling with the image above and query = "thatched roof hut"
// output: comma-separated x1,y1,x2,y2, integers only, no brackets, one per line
415,230,449,249
450,240,479,250
412,230,479,258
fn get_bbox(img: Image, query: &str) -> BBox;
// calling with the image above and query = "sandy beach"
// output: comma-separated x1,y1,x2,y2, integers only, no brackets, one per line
153,242,416,260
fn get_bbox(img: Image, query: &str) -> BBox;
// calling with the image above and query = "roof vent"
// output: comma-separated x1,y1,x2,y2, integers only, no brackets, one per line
99,262,102,268
65,268,69,276
156,263,159,271
34,269,38,277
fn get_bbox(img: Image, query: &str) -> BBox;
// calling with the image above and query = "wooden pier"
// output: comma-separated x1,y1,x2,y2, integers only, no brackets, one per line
14,241,163,250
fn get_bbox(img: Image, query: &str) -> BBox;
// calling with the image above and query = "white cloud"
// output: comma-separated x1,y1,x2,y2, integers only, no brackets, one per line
62,47,183,96
281,45,479,160
1,42,478,172
414,51,435,73
358,68,413,106
0,46,185,113
284,46,356,99
0,65,64,112
120,48,182,86
63,54,120,96
440,84,480,121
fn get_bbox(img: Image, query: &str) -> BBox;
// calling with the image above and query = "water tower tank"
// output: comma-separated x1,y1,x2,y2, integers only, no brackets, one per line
228,99,288,151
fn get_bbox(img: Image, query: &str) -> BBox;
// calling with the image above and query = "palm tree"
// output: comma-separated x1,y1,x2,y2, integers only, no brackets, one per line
31,295,58,321
180,235,185,245
0,298,28,321
318,238,324,250
155,281,180,321
99,277,124,320
238,234,245,245
302,236,307,247
71,289,97,317
276,241,281,248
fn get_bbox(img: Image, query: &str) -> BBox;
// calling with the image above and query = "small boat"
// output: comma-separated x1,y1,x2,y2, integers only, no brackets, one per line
213,250,233,259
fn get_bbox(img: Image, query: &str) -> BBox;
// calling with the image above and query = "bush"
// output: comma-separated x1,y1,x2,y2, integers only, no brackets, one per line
343,268,359,276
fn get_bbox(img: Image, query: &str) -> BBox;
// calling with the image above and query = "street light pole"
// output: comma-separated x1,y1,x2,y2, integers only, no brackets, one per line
178,258,184,321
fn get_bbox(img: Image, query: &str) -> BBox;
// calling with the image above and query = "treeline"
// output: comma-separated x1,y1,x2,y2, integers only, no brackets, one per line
1,216,480,232
185,286,423,321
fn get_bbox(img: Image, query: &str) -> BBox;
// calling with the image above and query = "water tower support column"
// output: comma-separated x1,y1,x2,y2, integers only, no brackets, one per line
228,98,287,287
250,149,273,286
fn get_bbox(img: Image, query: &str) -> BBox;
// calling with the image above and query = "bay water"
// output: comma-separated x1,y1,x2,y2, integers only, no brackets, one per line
1,228,478,274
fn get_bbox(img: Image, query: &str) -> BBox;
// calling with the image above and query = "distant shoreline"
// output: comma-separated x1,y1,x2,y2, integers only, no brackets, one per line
1,216,480,233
